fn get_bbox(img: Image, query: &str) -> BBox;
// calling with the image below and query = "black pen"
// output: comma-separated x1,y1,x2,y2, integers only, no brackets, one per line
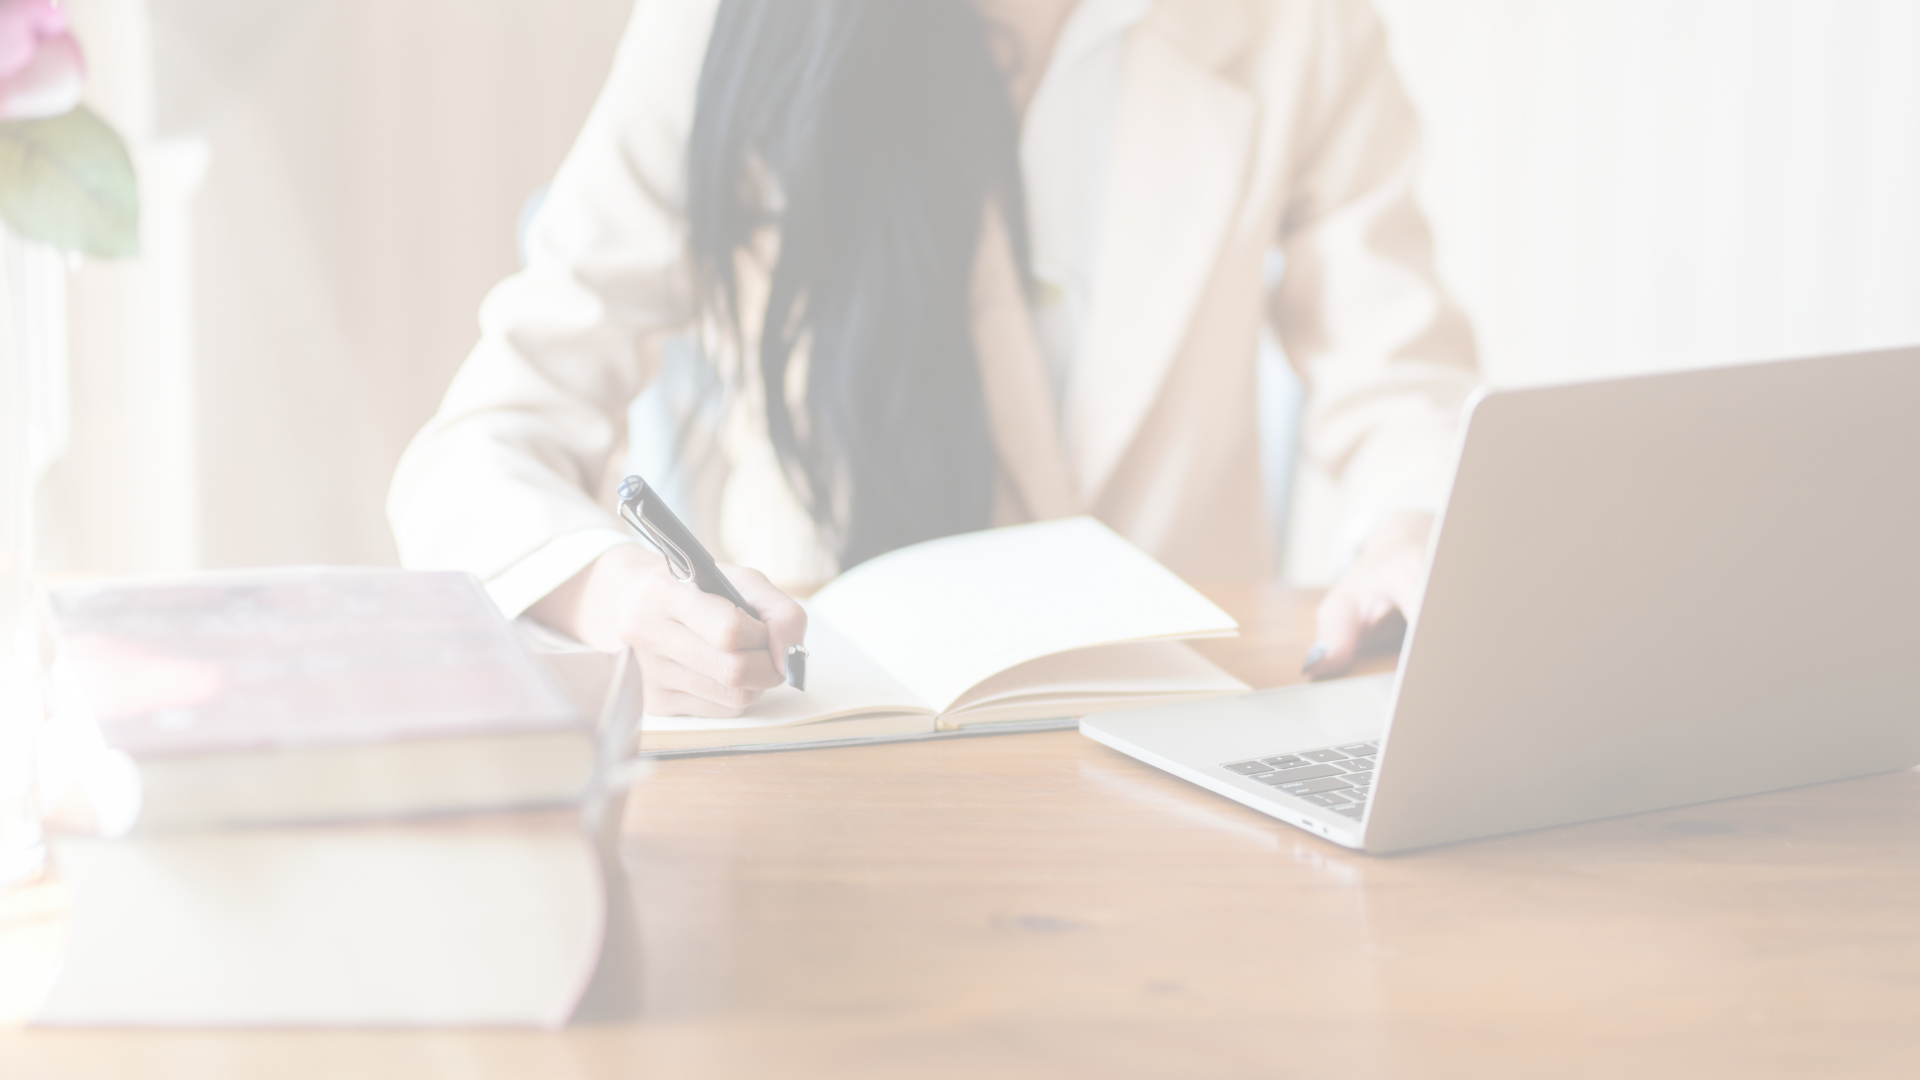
616,475,807,690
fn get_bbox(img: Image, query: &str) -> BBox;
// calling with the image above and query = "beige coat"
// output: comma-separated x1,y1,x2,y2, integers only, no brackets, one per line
389,0,1480,615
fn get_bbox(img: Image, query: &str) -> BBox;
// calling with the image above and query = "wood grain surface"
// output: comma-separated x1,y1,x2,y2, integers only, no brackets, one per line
3,583,1917,1079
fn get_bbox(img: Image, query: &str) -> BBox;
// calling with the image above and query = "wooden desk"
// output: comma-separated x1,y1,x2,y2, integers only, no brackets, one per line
5,583,1918,1079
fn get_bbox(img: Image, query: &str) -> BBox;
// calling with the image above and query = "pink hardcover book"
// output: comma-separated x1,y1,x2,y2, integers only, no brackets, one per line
47,568,600,829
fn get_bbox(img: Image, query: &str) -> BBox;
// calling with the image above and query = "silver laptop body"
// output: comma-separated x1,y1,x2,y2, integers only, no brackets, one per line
1081,347,1920,853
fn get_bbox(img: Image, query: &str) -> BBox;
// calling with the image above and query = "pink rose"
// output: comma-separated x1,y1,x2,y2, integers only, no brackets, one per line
0,0,83,121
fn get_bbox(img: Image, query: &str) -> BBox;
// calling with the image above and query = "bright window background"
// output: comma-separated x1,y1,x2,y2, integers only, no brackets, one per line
41,0,1920,582
1381,0,1920,384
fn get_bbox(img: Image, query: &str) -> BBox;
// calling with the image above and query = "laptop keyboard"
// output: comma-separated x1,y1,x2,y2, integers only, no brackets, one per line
1221,741,1379,820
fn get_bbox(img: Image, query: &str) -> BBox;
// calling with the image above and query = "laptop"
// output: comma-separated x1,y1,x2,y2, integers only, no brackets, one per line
1081,346,1920,853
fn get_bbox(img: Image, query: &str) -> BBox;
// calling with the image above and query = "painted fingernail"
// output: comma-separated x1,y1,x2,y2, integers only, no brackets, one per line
1302,644,1328,674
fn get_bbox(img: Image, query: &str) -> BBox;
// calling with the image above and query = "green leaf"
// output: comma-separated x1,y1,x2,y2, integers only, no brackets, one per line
0,105,140,258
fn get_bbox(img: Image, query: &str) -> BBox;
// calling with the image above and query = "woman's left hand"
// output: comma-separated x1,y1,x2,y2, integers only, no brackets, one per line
1304,511,1432,678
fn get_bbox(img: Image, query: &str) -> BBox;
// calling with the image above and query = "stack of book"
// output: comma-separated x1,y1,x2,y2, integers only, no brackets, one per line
34,568,640,1028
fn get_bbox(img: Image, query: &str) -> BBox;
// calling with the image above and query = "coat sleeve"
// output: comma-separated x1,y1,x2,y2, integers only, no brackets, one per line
1267,0,1481,558
387,0,720,616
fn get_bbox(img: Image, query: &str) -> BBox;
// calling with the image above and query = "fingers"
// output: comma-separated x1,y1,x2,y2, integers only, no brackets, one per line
1305,512,1435,679
1309,585,1366,679
644,614,785,691
1309,579,1402,679
1381,550,1426,625
641,655,764,718
602,562,783,715
654,578,769,653
527,546,797,716
721,563,809,679
633,564,809,713
639,579,781,684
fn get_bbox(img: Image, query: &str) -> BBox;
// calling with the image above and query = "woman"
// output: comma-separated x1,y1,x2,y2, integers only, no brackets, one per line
389,0,1480,717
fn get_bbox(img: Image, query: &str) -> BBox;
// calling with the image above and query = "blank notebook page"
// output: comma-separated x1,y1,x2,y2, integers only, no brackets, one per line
807,517,1238,714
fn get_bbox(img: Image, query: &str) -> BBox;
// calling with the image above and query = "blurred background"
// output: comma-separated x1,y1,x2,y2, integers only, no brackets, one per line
39,0,1920,583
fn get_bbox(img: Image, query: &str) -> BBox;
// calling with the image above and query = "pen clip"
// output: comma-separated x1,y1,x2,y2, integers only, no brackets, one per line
618,491,696,583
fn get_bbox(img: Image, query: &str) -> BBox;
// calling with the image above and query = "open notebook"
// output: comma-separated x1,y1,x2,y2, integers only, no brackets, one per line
635,518,1249,751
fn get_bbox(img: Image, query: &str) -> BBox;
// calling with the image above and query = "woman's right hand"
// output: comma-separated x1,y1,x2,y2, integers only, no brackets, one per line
528,544,808,717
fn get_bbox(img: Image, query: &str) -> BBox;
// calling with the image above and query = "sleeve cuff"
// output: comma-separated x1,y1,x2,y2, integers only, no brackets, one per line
483,528,640,618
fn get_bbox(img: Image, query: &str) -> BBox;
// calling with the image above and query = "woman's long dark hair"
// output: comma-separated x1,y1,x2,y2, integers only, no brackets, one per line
687,0,1029,569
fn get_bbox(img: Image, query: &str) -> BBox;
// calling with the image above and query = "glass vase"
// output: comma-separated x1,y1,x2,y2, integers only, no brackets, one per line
0,230,62,889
